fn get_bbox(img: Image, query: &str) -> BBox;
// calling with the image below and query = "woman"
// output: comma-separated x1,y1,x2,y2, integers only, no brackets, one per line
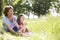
2,6,20,34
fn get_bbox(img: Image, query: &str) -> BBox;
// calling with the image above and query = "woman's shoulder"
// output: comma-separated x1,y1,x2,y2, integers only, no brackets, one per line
12,15,17,21
12,15,17,19
2,16,8,21
2,16,9,24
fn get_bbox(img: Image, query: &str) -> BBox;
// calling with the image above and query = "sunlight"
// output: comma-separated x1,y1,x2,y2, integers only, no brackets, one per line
40,31,48,40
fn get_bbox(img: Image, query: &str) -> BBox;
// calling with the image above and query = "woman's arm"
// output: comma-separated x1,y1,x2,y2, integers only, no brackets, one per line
4,23,16,33
13,16,19,28
14,22,19,28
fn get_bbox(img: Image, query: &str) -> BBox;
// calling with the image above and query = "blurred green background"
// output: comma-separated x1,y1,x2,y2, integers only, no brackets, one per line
0,0,60,40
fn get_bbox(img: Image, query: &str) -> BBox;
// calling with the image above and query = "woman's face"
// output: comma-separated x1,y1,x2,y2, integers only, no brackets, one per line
20,16,25,23
7,9,14,17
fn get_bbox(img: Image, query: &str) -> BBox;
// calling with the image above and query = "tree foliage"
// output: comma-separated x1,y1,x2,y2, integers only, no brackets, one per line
32,0,52,17
0,0,2,16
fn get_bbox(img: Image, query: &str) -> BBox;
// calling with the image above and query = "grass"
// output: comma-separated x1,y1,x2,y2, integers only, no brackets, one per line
0,16,60,40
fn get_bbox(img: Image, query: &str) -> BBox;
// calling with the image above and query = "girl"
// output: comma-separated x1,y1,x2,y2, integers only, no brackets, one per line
17,14,29,33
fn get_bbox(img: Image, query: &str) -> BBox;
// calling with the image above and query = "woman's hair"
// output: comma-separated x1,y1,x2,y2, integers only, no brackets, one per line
3,5,13,17
17,14,24,25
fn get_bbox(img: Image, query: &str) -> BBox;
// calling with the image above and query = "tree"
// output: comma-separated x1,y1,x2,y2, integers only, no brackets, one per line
5,0,14,6
0,0,3,16
4,0,24,15
32,0,51,17
22,0,32,18
13,0,24,15
0,0,4,16
13,0,32,16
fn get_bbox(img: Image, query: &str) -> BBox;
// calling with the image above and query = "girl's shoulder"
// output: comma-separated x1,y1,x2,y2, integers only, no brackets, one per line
23,22,26,25
18,24,22,28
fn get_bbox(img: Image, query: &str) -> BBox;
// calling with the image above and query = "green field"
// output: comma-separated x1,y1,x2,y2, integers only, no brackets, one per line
0,16,60,40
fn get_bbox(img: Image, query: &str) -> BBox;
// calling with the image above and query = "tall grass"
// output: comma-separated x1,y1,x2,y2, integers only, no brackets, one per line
0,16,60,40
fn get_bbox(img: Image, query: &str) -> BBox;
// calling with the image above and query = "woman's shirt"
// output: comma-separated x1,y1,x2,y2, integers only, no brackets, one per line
2,16,17,32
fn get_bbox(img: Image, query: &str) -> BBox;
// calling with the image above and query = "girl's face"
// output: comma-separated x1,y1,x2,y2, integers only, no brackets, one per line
7,9,14,17
20,16,25,23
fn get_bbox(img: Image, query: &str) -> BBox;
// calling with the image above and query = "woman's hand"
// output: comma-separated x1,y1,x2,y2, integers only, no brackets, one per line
14,22,19,28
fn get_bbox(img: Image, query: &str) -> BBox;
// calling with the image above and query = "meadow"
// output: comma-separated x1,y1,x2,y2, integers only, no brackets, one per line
0,16,60,40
